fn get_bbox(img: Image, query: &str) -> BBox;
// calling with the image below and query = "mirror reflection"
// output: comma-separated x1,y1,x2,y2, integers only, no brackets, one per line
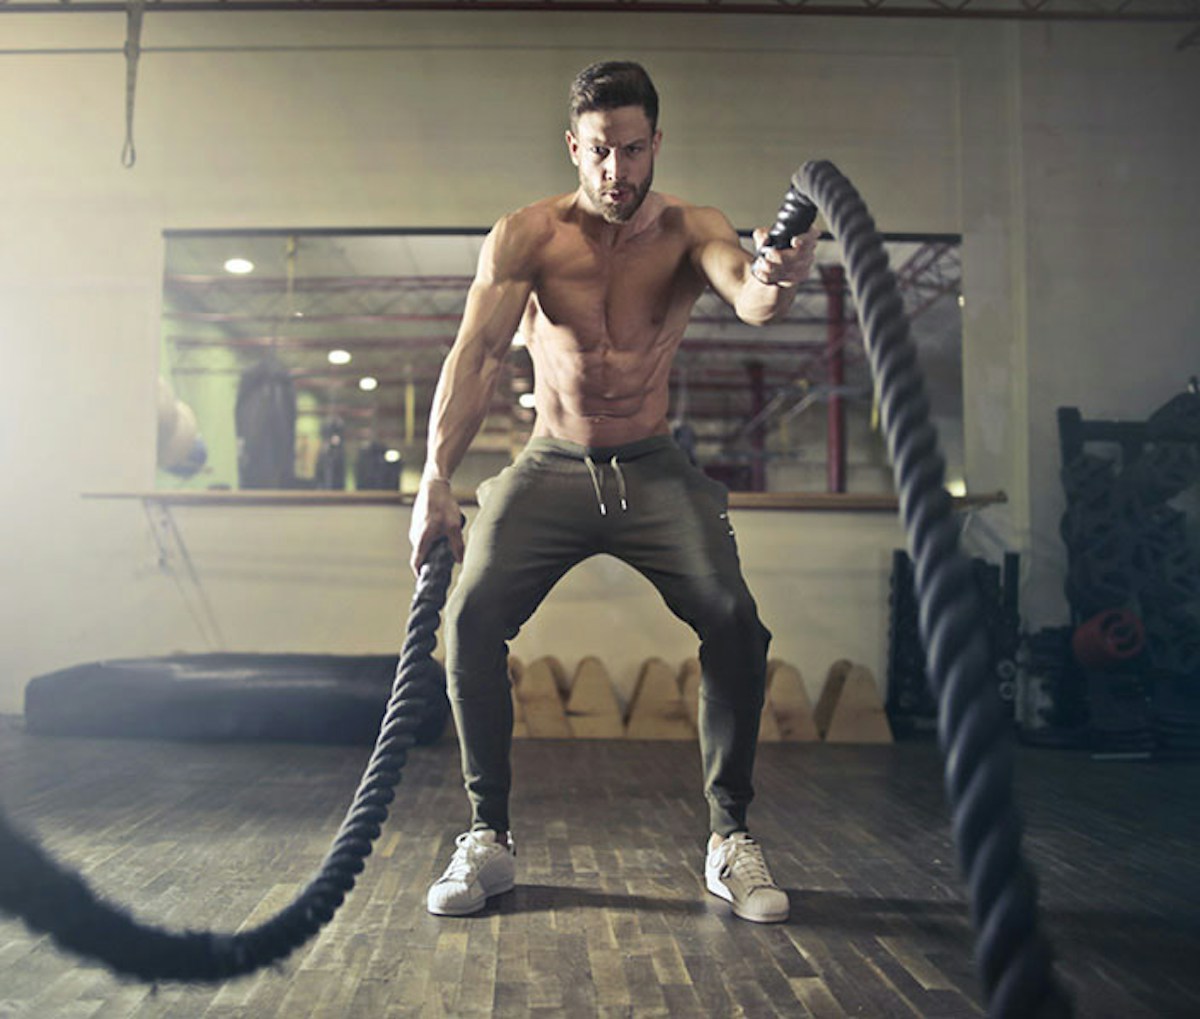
158,229,962,495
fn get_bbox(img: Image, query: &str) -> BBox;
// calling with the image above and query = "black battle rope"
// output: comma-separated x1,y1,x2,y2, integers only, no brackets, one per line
761,161,1073,1019
0,539,456,981
0,168,1072,1013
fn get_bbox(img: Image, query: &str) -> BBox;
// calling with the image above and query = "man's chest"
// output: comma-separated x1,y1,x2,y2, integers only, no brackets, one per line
530,227,701,337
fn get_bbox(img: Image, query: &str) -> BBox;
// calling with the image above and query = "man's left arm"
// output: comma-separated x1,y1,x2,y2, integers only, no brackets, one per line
689,207,819,326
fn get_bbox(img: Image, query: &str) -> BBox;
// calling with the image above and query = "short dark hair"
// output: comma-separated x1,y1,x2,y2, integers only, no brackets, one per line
569,61,659,133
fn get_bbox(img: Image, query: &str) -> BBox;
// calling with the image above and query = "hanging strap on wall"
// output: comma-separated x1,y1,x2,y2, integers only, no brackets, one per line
121,0,146,168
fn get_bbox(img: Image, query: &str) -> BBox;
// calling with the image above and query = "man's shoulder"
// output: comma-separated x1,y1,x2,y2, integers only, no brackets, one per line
683,198,736,229
497,195,572,239
481,197,570,279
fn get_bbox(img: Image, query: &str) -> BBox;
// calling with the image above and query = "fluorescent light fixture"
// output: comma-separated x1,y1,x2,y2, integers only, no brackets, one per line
359,376,379,392
223,257,254,275
518,393,536,410
384,449,402,464
328,349,352,366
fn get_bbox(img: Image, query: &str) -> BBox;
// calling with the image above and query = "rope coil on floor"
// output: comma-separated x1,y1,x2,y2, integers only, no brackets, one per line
775,160,1073,1019
0,540,455,980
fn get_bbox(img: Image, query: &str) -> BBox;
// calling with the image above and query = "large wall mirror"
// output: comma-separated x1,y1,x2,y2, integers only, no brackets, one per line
158,228,963,496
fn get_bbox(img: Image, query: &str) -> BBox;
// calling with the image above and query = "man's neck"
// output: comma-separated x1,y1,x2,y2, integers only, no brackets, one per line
573,190,660,247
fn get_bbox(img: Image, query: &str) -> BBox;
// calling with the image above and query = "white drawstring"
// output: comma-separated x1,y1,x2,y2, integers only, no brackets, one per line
584,455,607,516
583,455,629,516
610,456,628,512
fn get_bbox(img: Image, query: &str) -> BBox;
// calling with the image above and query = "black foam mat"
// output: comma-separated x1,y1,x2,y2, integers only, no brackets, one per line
24,654,449,746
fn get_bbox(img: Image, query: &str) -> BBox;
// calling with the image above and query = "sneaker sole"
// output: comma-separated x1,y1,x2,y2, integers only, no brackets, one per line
705,875,789,924
427,875,516,917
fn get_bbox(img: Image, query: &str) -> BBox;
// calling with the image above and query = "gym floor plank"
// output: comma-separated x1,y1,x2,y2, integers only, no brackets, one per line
1,716,1198,1018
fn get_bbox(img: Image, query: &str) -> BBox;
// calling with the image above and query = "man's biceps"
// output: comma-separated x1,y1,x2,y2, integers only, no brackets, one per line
694,238,735,277
462,283,522,332
701,239,751,285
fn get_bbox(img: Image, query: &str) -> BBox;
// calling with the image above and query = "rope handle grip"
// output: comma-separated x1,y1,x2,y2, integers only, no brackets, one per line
755,172,818,261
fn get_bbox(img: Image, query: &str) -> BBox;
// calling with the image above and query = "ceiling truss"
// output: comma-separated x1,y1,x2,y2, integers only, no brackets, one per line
2,0,1197,25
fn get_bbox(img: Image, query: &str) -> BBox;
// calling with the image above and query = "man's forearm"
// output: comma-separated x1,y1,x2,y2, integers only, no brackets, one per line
734,270,798,327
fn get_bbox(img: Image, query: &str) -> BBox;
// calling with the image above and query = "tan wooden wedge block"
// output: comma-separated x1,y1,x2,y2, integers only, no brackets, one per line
536,655,570,698
565,656,625,739
679,658,702,729
814,658,854,739
626,657,695,739
519,656,572,738
821,663,894,744
767,660,819,742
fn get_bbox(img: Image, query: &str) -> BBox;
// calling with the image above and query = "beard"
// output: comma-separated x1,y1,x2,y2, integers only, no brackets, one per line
585,167,654,224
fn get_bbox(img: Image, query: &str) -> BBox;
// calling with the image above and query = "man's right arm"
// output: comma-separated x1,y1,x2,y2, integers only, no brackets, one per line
687,206,818,326
408,212,541,573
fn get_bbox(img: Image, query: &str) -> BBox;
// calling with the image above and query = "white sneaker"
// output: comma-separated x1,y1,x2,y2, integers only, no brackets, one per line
427,830,516,916
705,832,789,923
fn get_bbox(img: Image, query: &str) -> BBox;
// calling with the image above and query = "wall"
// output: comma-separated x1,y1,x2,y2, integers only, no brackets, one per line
1,13,1195,716
1016,25,1200,624
956,23,1200,626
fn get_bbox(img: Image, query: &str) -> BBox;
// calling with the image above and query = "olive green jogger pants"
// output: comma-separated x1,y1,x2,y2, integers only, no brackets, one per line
443,434,772,837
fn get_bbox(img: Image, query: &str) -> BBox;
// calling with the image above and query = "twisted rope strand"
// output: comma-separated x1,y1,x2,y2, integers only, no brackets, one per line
0,541,456,981
795,160,1072,1018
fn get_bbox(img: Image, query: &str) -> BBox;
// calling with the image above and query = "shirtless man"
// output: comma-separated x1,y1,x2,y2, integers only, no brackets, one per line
411,62,818,923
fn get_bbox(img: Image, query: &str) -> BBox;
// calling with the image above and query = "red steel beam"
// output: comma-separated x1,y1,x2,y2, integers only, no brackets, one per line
165,311,463,324
171,334,458,350
165,274,475,291
173,365,806,392
171,334,840,357
165,309,838,326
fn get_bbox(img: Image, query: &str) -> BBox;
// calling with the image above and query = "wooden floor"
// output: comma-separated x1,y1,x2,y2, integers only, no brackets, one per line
0,716,1197,1018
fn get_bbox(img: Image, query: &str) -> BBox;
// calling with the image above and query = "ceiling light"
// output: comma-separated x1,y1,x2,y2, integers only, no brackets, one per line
328,349,351,366
223,257,254,275
359,376,379,392
384,449,402,464
518,393,536,410
957,294,966,308
946,478,967,497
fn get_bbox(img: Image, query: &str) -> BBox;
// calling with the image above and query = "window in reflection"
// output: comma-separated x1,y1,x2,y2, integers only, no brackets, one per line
159,229,961,494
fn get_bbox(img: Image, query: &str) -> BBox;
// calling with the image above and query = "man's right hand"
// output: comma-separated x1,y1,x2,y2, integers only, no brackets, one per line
408,478,465,575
